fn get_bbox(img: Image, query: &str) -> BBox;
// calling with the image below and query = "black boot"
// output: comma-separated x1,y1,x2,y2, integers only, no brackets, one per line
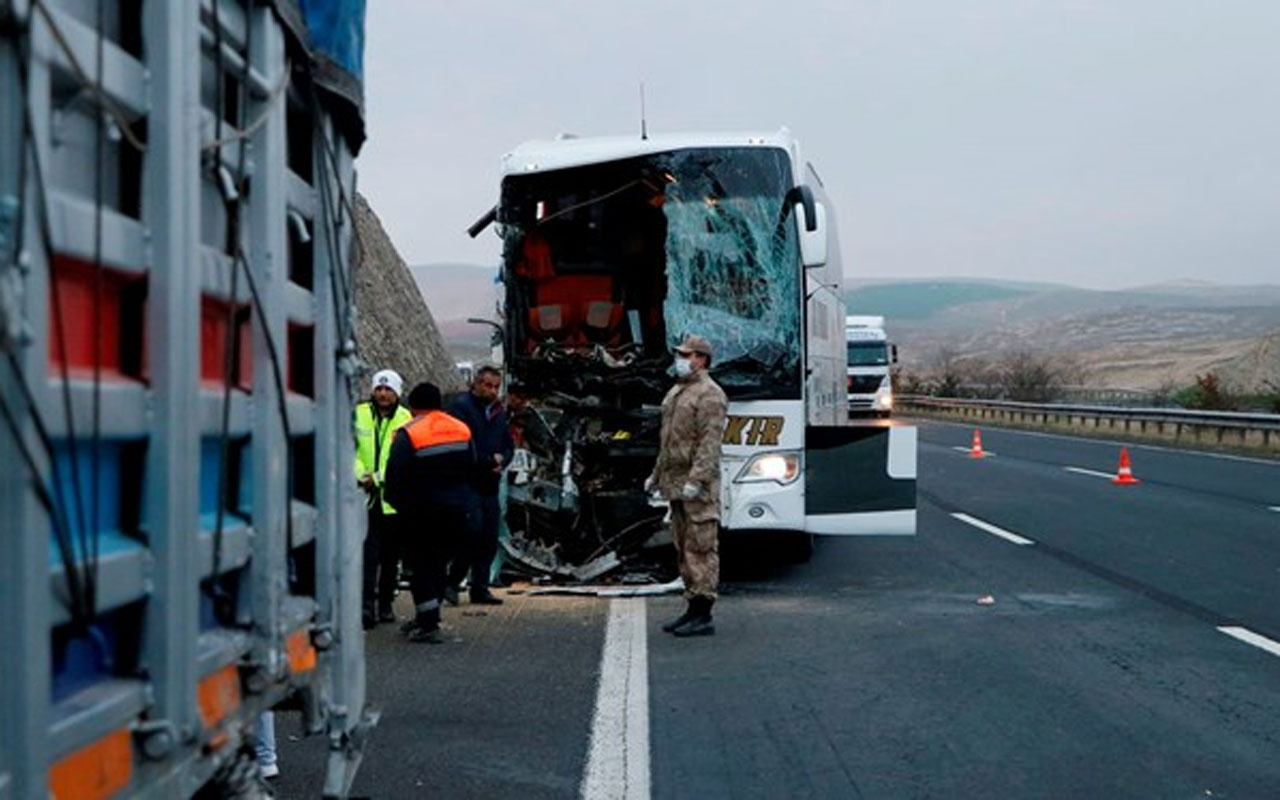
407,623,444,644
378,599,396,623
405,607,444,644
662,601,695,633
362,600,377,630
470,590,503,606
672,597,715,637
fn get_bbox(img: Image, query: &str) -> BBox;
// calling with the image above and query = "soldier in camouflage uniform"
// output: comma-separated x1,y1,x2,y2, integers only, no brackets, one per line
647,334,728,637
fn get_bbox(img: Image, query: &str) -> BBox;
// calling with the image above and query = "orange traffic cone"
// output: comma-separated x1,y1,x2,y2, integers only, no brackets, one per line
969,429,987,459
1112,447,1140,485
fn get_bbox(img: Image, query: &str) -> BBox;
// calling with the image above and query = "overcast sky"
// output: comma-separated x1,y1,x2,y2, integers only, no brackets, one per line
357,1,1280,290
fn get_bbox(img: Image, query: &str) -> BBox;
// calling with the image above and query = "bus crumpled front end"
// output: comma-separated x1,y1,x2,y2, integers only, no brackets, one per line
494,146,803,580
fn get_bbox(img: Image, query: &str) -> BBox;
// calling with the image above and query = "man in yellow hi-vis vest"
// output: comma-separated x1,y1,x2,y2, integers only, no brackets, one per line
354,369,412,629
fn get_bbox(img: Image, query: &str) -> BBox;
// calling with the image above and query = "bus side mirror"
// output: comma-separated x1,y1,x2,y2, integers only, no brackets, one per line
891,344,899,364
799,200,828,268
782,185,827,268
787,185,818,231
468,317,505,347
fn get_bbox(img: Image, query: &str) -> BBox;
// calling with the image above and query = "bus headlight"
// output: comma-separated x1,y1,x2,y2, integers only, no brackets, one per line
734,451,801,485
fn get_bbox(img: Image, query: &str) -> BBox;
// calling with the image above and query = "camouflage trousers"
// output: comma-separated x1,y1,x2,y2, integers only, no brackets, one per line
671,501,719,600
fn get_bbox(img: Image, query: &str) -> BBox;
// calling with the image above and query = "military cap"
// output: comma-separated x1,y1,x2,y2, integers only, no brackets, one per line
674,334,714,358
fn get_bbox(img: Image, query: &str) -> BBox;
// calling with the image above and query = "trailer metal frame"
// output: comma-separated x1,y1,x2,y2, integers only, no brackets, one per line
1,2,370,796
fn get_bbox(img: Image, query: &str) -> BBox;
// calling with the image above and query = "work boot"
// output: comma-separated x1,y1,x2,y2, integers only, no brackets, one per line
470,590,504,606
378,600,396,623
361,600,377,631
672,597,715,637
403,605,440,639
662,601,695,633
407,625,445,644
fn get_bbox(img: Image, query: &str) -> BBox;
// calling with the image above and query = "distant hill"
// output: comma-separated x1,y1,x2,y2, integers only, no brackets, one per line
845,281,1029,320
856,278,1280,391
410,263,499,358
408,265,1280,392
847,278,1280,325
410,263,498,318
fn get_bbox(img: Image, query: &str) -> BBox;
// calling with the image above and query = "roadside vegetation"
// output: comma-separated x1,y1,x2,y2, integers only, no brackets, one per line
895,348,1086,403
897,354,1280,413
1167,373,1280,413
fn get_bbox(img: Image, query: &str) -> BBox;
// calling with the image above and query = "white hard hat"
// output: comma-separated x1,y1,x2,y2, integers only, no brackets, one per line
370,369,404,397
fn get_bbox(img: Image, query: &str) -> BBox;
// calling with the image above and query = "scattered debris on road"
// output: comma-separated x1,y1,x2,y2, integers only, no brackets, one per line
508,577,685,598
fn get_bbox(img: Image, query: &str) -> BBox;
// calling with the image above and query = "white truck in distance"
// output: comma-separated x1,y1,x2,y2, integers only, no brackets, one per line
845,315,897,417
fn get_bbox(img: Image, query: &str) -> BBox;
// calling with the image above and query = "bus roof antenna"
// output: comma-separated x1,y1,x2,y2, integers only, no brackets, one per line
640,82,648,140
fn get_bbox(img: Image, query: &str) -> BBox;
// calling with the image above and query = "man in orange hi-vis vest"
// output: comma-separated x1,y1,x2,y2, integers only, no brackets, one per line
384,383,477,644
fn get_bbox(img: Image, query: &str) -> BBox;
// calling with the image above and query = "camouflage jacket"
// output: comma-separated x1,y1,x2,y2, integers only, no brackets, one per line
653,369,728,520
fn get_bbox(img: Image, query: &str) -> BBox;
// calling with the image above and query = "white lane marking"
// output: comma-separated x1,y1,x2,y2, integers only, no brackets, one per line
1217,626,1280,658
1063,466,1115,480
919,419,1280,467
951,446,996,457
951,512,1035,546
581,598,650,800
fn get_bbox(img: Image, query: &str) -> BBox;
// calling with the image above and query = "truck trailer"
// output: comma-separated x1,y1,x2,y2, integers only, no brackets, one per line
2,2,373,797
470,130,916,576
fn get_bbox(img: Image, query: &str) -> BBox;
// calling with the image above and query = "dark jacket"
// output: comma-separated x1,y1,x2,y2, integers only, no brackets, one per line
446,392,514,496
383,410,477,515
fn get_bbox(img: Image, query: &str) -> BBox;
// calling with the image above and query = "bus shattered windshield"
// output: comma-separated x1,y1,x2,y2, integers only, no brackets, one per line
496,146,804,577
501,146,802,402
660,148,803,398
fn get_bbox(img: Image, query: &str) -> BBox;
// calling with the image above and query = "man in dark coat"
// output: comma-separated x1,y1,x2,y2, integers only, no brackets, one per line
445,365,514,605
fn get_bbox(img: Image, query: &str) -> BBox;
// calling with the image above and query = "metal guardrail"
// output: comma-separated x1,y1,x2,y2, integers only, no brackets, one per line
898,395,1280,454
950,385,1162,406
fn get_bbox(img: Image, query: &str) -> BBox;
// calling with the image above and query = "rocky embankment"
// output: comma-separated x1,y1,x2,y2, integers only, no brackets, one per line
352,194,461,397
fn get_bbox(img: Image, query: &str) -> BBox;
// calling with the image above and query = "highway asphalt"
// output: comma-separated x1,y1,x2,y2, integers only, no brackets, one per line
275,419,1280,798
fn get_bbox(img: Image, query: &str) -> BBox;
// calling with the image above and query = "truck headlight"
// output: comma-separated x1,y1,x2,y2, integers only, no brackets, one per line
875,377,893,409
735,451,801,485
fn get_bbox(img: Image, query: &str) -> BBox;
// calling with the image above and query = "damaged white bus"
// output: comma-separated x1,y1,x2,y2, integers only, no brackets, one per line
469,130,916,578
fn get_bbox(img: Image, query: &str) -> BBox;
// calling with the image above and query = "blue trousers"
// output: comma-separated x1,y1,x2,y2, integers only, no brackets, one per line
448,494,500,595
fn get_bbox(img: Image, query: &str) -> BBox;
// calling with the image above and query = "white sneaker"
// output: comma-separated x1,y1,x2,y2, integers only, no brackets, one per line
260,763,280,780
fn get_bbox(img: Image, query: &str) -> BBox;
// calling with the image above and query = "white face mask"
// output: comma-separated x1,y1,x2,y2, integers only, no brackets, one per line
673,357,694,378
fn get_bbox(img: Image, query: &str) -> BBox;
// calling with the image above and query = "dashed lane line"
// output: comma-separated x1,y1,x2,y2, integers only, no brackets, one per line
1066,470,1276,514
951,512,1035,546
581,598,650,800
936,495,1280,664
1065,469,1280,515
950,446,995,457
917,418,1280,467
1217,626,1280,659
1063,466,1115,480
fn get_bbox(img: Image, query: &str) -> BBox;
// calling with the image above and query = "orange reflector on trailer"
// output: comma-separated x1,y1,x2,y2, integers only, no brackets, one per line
286,629,317,674
197,663,242,730
49,727,133,800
